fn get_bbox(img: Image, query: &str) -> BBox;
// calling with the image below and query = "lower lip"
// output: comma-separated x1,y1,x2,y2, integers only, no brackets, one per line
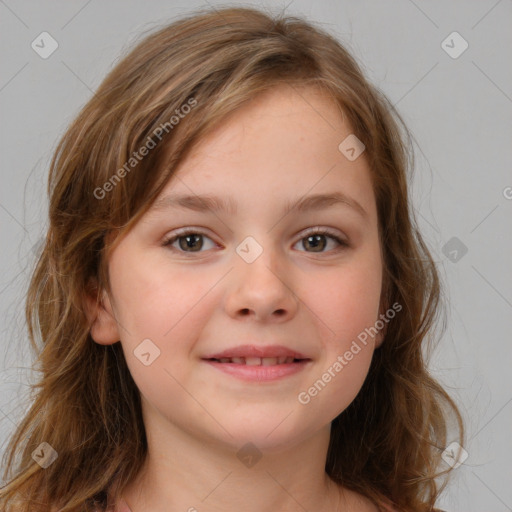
203,360,311,382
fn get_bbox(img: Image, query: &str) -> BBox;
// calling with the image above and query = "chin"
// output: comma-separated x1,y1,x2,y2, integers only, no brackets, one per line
211,415,319,455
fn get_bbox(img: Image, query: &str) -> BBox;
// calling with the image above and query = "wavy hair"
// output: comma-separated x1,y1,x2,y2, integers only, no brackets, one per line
0,6,464,511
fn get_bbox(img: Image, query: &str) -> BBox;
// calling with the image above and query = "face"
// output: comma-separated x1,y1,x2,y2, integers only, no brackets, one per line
88,85,385,452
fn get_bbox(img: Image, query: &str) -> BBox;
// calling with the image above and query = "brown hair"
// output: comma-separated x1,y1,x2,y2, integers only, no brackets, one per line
0,6,464,511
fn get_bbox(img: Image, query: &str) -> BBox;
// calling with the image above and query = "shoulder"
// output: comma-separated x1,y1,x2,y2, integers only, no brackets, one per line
339,487,381,512
375,503,395,512
115,498,132,511
337,487,449,512
379,506,448,512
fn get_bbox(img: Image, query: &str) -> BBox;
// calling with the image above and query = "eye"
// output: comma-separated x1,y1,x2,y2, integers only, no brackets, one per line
162,227,349,255
293,228,348,253
162,230,217,254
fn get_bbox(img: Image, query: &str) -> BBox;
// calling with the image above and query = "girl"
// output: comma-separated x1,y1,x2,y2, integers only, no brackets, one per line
0,6,465,512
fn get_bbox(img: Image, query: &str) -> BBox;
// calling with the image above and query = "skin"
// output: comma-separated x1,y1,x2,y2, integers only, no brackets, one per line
86,84,386,512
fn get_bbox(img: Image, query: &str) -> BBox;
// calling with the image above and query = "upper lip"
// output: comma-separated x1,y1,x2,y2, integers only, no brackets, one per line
203,344,310,360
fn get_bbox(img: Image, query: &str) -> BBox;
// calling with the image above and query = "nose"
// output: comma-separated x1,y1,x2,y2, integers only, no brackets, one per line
224,242,299,323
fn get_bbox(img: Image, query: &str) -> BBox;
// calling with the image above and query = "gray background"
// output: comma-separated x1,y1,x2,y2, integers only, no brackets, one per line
1,0,511,510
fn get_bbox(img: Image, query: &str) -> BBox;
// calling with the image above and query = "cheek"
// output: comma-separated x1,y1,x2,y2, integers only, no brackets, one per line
296,324,375,425
111,263,216,415
313,349,373,422
109,253,212,342
303,260,382,343
109,259,222,388
295,255,381,412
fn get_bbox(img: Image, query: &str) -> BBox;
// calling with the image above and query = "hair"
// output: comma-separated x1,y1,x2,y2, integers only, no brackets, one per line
0,5,464,512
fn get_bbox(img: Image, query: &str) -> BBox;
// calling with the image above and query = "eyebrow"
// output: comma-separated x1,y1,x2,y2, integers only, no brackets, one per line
149,191,368,219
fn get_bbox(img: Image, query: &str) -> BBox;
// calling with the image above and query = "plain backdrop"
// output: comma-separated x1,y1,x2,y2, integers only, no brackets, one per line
0,1,511,510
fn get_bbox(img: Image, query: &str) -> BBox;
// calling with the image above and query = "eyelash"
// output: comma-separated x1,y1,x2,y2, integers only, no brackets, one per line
161,227,349,256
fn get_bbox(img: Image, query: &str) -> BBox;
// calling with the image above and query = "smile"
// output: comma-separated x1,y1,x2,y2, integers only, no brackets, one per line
207,356,303,365
202,357,311,382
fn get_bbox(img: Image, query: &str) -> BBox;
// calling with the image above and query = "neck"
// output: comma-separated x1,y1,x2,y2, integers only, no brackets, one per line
119,405,343,511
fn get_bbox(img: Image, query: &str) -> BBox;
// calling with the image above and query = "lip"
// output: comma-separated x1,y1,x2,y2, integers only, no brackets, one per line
203,359,311,382
203,344,310,360
201,344,312,382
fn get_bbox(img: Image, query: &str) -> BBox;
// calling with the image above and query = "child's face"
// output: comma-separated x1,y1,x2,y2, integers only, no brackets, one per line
92,85,384,451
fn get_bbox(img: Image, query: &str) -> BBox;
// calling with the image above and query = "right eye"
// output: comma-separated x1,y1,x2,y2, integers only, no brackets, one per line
162,230,218,254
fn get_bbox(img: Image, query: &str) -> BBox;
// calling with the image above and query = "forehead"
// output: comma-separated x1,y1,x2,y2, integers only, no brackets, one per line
149,84,376,221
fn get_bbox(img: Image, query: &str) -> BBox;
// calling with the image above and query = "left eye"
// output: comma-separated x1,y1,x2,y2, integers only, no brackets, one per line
162,229,348,254
295,229,348,253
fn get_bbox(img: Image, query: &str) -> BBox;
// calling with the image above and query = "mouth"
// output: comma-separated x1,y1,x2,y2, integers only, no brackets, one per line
204,356,308,365
201,345,312,381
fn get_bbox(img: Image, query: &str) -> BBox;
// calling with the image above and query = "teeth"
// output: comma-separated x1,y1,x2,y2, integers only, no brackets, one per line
215,356,298,365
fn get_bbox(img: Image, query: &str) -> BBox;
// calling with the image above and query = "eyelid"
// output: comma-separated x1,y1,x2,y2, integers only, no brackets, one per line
294,227,349,253
161,227,218,252
297,226,347,242
161,226,349,255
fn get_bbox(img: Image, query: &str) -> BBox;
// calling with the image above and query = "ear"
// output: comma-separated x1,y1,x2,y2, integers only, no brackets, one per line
375,325,385,349
374,300,388,349
83,278,120,346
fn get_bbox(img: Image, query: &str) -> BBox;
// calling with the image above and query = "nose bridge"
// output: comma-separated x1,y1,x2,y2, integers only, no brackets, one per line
235,232,285,280
226,233,298,320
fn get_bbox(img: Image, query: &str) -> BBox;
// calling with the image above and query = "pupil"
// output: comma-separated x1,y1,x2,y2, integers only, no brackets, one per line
176,234,327,253
305,235,325,252
179,234,202,251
